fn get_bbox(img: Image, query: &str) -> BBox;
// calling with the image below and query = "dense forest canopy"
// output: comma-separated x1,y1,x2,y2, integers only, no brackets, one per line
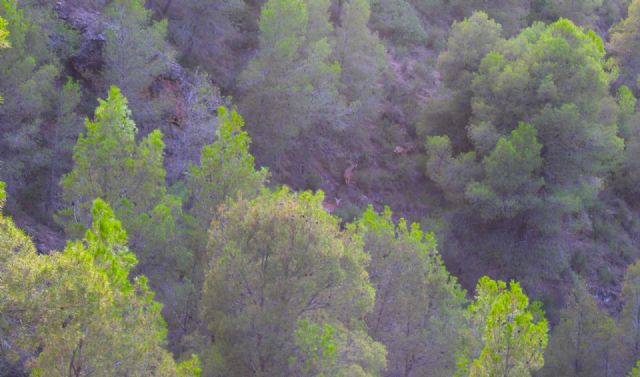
3,0,640,376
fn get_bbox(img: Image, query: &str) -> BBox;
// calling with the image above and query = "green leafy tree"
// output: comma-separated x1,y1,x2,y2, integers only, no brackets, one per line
103,0,171,127
465,123,543,220
439,0,529,35
621,261,640,370
290,319,386,377
60,86,172,244
148,0,248,86
421,12,503,147
428,19,622,225
185,106,267,321
611,0,640,94
187,106,268,226
629,361,640,377
238,0,346,162
334,0,387,123
357,206,468,377
462,276,548,377
291,320,339,377
199,188,384,377
530,0,603,26
0,187,200,376
541,280,621,377
0,15,8,104
0,15,8,48
46,77,82,209
425,135,480,204
59,86,194,350
0,0,72,206
369,0,427,46
613,86,640,202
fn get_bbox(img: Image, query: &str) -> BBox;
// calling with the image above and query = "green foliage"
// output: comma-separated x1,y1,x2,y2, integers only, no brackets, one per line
0,15,8,48
0,190,200,376
153,0,247,83
0,0,79,206
104,0,170,127
238,0,346,161
357,206,468,377
613,86,640,202
629,360,640,377
0,15,7,105
60,86,171,240
187,106,268,226
335,0,387,122
199,188,384,377
427,18,622,226
530,0,603,26
46,76,82,206
425,135,480,204
617,85,637,139
290,319,384,377
596,0,631,27
414,0,529,35
369,0,428,46
292,320,339,377
541,279,621,377
59,86,196,350
463,276,548,377
611,0,640,94
621,261,640,369
421,12,503,145
466,123,543,220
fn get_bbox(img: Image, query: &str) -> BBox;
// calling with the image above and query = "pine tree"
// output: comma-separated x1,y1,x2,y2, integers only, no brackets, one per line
541,280,621,377
0,0,72,206
0,15,8,48
421,12,503,148
357,206,468,377
59,87,195,350
460,276,548,377
463,276,548,377
187,106,268,227
621,261,640,370
238,0,346,162
199,188,384,376
0,185,200,376
0,15,9,104
465,123,544,220
334,0,386,123
60,86,171,241
103,0,171,128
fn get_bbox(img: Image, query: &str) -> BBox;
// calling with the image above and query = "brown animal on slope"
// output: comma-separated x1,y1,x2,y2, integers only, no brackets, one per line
344,161,358,186
393,143,416,155
322,197,341,214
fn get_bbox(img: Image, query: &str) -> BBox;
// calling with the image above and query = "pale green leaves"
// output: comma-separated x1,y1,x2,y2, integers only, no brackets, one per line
465,277,548,377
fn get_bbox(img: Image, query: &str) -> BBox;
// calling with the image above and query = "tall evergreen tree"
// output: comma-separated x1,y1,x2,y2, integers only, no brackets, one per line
0,186,200,377
611,0,640,94
103,0,171,128
541,280,621,377
465,122,544,220
199,188,385,376
357,206,468,377
0,0,78,208
187,107,268,227
421,12,504,148
59,87,195,352
334,0,386,123
462,276,548,377
621,261,640,370
238,0,346,162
